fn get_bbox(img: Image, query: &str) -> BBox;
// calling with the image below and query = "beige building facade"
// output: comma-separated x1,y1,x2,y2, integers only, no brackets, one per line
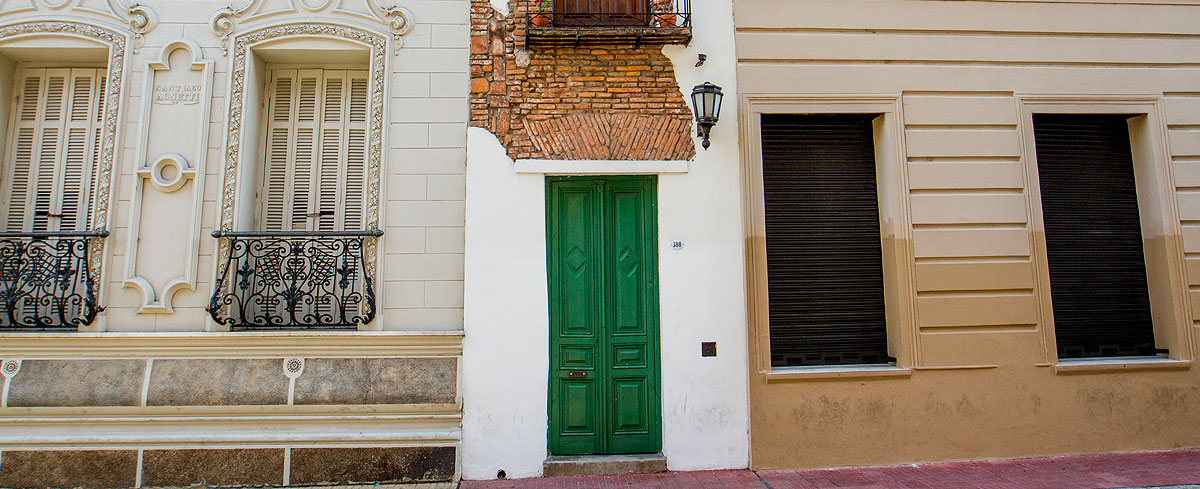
0,0,468,485
736,0,1200,470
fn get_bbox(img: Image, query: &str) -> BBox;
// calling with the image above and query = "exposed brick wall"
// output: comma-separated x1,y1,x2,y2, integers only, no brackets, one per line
470,0,696,161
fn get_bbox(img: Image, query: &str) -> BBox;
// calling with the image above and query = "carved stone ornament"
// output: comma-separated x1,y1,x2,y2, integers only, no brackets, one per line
0,21,127,296
0,360,19,378
105,0,157,51
283,357,305,379
382,4,413,54
24,0,160,51
209,0,413,55
0,359,18,408
123,39,213,314
216,22,385,282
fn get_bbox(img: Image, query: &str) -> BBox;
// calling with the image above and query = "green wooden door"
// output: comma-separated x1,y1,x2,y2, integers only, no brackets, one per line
547,176,661,455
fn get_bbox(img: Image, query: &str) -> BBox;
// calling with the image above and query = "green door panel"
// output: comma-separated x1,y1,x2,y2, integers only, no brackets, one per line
547,176,660,455
548,180,603,454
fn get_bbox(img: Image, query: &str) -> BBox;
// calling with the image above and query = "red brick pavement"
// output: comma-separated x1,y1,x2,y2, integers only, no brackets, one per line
459,449,1200,489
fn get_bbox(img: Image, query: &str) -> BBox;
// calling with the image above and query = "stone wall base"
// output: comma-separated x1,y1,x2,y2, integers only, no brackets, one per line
0,446,456,488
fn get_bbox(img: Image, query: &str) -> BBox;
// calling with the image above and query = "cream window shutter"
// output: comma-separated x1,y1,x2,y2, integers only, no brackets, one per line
261,68,369,232
3,68,104,233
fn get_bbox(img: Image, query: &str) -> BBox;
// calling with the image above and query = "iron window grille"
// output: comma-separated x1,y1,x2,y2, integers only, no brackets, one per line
0,230,107,331
207,230,382,330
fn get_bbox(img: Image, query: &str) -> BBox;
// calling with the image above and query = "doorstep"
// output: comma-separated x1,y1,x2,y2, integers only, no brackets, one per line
542,453,667,478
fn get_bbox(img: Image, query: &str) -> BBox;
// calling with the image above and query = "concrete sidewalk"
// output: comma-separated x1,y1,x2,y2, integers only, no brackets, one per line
459,449,1200,489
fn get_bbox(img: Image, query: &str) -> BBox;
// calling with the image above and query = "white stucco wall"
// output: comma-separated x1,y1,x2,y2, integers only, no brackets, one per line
462,0,747,478
462,127,552,480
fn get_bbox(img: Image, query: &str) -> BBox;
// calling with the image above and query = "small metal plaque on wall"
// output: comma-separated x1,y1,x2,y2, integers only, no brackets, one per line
701,342,717,357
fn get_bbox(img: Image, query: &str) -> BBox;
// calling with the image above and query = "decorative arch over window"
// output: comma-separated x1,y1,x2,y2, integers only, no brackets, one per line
217,21,387,281
210,0,413,55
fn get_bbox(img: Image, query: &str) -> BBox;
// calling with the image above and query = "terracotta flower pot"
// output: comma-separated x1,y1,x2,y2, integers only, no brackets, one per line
531,13,551,27
655,13,677,27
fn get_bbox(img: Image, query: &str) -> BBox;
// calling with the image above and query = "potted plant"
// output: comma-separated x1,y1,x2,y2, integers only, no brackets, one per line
531,0,553,27
654,0,676,27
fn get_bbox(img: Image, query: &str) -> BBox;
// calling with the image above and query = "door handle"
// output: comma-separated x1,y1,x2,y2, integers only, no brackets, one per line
567,371,588,378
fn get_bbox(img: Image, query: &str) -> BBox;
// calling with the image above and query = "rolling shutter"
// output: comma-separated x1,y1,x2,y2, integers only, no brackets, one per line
4,68,103,232
1033,114,1156,358
261,69,369,232
760,114,889,367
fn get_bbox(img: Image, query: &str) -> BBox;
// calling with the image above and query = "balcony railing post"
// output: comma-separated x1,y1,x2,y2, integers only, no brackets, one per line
207,230,382,330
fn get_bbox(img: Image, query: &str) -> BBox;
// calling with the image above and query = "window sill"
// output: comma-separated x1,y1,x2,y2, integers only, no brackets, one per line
764,364,911,383
1054,356,1190,375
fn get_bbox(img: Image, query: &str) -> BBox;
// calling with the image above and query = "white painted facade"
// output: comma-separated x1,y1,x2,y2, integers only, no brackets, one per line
461,0,748,478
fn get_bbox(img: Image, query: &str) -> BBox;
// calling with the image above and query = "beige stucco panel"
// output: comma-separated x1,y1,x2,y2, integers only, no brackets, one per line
737,0,1200,470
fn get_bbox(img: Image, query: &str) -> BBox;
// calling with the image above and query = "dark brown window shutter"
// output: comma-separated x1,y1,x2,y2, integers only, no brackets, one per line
760,114,889,367
1033,114,1156,358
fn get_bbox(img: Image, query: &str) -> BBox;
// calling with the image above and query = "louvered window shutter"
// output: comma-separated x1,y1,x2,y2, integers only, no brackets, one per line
261,69,369,232
760,114,889,367
1033,114,1156,358
3,68,103,232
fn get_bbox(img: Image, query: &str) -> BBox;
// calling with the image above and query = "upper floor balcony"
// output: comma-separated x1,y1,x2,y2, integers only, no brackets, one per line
0,231,107,331
524,0,692,47
207,230,383,330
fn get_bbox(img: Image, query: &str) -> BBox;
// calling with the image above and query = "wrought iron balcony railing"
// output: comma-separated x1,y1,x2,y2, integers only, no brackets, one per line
0,231,108,331
207,230,383,330
525,0,692,47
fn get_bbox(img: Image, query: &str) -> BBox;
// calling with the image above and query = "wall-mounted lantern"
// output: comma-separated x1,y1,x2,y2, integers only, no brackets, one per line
690,82,723,150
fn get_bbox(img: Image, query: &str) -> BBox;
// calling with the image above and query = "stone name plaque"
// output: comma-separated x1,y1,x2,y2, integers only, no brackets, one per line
123,39,214,314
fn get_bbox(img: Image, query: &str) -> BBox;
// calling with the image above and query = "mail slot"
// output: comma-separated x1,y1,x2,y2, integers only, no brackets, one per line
567,371,588,378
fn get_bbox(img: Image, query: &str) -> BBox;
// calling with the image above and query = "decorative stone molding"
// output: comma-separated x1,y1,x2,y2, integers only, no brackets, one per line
382,4,414,54
142,154,192,193
284,357,304,404
1,359,19,408
209,0,413,55
216,22,386,285
123,39,213,314
0,331,465,357
1,359,19,377
283,357,305,378
208,0,255,56
105,0,158,51
15,0,160,51
0,21,128,297
31,0,80,10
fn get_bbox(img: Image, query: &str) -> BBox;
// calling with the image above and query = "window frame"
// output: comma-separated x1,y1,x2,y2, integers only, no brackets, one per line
213,24,389,332
741,95,917,377
0,22,128,332
218,24,387,236
1018,96,1195,366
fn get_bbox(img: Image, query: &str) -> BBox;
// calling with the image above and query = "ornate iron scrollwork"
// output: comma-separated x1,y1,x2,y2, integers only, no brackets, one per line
207,230,383,330
0,231,108,330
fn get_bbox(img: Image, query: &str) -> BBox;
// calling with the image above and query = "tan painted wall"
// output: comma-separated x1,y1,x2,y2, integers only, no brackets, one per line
735,0,1200,470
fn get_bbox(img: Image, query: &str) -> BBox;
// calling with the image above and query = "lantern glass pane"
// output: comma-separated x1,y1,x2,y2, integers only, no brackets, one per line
702,92,718,119
712,92,723,120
